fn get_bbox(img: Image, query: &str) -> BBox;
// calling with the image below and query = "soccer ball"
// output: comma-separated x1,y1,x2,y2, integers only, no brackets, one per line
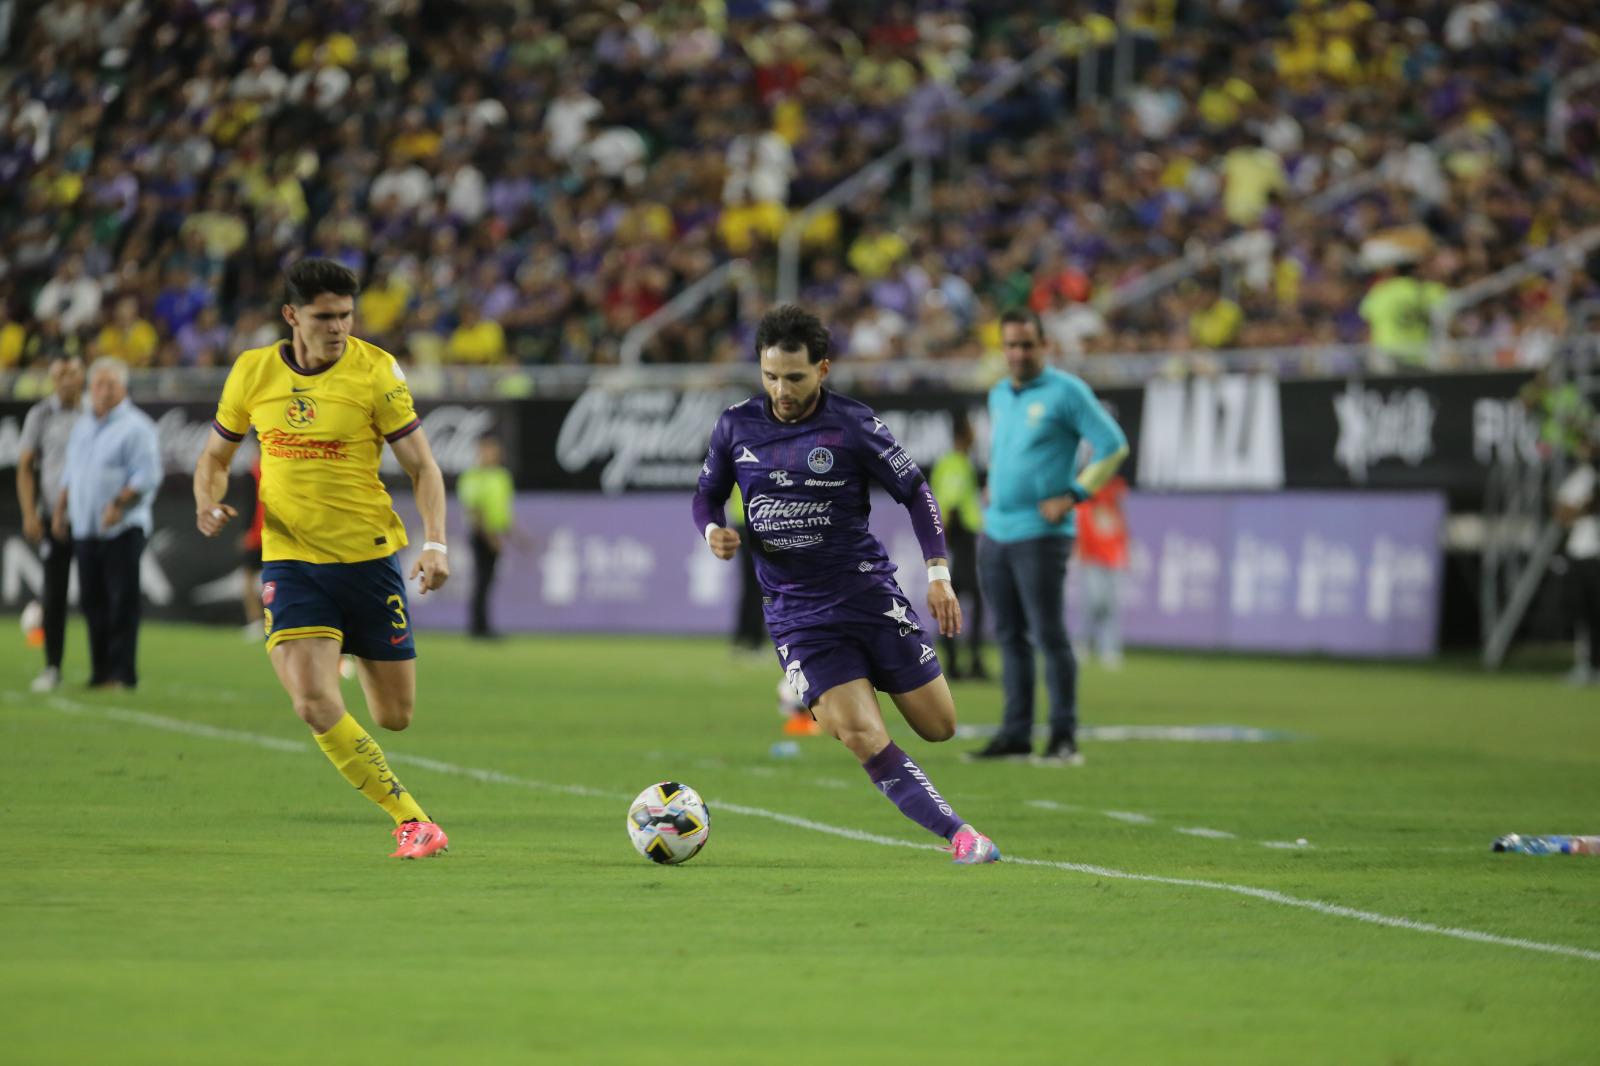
627,781,711,865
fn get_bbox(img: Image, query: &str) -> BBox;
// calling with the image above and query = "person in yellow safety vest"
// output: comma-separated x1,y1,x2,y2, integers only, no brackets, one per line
929,412,988,680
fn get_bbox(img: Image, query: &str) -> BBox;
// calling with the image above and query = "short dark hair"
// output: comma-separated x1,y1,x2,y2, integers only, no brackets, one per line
999,307,1045,338
755,304,832,364
285,258,360,305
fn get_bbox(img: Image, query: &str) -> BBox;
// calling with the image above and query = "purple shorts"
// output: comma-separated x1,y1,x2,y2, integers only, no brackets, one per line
771,588,944,707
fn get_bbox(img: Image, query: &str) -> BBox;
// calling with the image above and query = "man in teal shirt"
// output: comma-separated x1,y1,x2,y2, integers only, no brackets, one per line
972,309,1127,764
457,436,516,639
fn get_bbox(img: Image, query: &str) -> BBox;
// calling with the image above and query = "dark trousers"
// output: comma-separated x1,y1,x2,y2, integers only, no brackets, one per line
1574,557,1600,670
977,534,1078,745
939,524,986,676
469,531,500,637
75,528,146,687
40,528,74,670
733,524,766,650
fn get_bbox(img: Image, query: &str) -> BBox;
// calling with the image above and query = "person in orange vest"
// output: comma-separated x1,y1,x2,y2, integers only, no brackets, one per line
1076,475,1130,669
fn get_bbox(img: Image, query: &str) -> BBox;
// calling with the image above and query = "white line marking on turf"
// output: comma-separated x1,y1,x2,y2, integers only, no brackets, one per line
1032,799,1311,848
956,723,1292,743
36,697,1600,965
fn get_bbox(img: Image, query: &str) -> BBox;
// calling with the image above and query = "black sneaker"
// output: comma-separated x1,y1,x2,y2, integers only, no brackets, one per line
1035,736,1085,767
964,738,1033,762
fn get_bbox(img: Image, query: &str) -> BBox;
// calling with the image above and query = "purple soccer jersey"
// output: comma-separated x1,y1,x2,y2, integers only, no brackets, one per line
693,389,933,634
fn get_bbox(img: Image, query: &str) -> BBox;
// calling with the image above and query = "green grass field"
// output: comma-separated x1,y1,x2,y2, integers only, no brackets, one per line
2,623,1597,1064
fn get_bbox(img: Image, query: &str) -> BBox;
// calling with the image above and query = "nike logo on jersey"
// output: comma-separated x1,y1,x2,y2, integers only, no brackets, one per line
390,634,408,645
291,385,314,393
736,446,760,464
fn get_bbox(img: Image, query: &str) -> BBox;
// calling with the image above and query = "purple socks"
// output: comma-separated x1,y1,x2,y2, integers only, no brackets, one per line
862,741,964,841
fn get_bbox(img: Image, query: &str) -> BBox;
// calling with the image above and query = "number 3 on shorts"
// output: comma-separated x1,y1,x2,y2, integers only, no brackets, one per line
387,594,408,630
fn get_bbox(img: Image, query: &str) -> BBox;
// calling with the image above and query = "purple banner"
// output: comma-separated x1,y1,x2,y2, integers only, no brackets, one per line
394,490,1443,657
1069,491,1445,657
392,492,945,638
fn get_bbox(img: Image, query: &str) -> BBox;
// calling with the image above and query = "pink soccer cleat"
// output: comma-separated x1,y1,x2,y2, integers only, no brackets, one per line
949,825,1001,865
390,820,450,859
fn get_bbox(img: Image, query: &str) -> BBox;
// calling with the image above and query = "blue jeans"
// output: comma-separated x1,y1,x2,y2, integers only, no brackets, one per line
977,534,1078,744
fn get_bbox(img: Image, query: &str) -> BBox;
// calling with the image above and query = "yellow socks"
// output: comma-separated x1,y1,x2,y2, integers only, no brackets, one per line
314,713,428,825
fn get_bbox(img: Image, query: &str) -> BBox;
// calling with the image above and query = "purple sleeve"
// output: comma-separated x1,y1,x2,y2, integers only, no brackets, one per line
907,479,948,562
691,414,733,533
854,411,923,503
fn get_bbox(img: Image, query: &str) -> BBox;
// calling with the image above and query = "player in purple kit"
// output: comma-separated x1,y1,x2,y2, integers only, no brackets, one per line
693,305,1000,864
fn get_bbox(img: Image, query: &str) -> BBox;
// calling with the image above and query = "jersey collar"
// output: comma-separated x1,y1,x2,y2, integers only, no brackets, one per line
279,341,343,376
1007,368,1052,395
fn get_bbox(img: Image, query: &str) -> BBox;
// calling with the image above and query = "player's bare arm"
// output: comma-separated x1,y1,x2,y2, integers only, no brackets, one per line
924,554,962,638
390,426,450,594
17,446,43,543
50,487,69,540
193,431,241,536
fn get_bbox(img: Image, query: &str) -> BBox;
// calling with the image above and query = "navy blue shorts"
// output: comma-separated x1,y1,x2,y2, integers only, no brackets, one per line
771,586,943,707
260,555,416,661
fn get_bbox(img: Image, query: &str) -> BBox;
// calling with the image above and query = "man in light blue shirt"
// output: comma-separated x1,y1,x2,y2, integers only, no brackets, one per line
972,308,1127,764
54,358,162,689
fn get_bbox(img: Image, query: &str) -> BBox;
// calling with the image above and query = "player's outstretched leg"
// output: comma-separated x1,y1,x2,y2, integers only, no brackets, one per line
890,677,1000,863
813,679,999,863
270,638,447,858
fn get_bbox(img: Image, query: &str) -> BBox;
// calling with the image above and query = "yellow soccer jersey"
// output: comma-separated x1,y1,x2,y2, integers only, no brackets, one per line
212,337,421,564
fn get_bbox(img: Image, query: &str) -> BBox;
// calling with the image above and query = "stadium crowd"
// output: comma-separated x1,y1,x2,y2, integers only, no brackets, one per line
1,0,1597,379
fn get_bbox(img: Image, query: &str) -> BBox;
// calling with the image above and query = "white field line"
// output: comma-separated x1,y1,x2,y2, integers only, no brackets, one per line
955,723,1289,743
34,696,1600,965
1031,798,1308,849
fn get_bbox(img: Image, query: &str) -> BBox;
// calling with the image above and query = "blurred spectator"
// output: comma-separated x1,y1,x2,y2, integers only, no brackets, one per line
930,412,987,680
457,436,516,640
33,256,102,335
176,304,230,367
1359,261,1449,368
447,303,507,365
1076,475,1130,670
1555,431,1600,686
0,0,1595,383
57,358,160,690
95,295,159,367
17,353,85,693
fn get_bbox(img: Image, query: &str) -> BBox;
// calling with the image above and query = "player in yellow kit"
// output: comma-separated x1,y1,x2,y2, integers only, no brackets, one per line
193,258,452,859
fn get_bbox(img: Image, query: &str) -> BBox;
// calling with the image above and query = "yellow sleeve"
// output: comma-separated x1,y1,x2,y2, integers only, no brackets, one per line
371,352,421,442
213,354,253,441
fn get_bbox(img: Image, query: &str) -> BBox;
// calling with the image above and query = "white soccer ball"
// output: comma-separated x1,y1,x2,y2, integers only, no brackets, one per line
627,781,711,865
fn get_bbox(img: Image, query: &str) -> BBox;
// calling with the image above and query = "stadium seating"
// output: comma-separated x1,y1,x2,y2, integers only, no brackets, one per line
1,0,1596,377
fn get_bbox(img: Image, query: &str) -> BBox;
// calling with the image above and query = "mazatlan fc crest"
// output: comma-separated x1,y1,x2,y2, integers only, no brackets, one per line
285,396,317,429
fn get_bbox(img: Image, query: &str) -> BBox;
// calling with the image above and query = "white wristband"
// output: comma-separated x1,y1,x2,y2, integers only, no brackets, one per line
927,565,952,583
422,541,448,555
705,523,720,544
